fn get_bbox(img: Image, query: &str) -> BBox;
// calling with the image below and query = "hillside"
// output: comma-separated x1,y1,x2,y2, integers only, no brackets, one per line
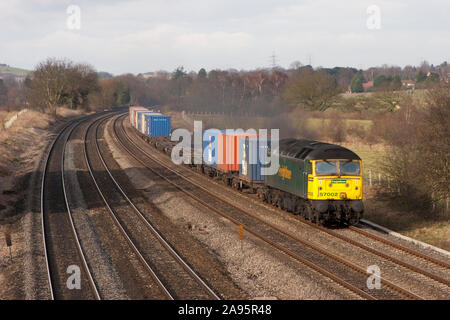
0,64,31,76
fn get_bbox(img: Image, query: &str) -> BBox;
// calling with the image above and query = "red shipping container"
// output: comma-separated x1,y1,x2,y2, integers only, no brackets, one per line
217,132,258,172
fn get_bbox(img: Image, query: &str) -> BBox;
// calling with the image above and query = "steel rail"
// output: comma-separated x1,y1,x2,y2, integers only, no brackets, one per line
250,198,450,287
116,113,432,300
283,215,450,287
41,116,100,300
83,115,175,300
249,188,450,276
113,114,383,300
95,115,220,300
40,122,73,299
61,118,101,300
349,224,450,269
120,115,449,292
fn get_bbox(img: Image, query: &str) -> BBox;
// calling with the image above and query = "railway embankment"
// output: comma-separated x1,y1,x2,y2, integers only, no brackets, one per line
0,108,87,299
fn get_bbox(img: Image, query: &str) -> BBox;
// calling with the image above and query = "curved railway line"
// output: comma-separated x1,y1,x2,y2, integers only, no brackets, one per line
281,212,450,286
117,114,450,289
39,110,449,300
84,115,220,300
41,112,221,300
112,113,449,300
348,224,450,269
41,116,101,300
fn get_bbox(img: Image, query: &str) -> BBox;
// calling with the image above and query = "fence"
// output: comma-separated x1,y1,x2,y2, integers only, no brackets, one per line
3,109,28,129
363,169,390,187
363,169,449,212
183,111,261,117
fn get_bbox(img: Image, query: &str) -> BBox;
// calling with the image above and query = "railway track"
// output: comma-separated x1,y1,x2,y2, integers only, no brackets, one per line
84,115,220,300
120,115,450,297
278,212,450,287
245,192,450,288
41,116,101,300
348,224,450,269
113,113,429,300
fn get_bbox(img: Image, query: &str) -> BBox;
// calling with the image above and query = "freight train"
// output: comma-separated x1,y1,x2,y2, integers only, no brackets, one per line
129,106,364,226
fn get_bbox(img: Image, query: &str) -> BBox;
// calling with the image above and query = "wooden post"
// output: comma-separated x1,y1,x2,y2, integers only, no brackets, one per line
369,170,372,186
4,232,12,261
238,225,244,251
432,193,435,211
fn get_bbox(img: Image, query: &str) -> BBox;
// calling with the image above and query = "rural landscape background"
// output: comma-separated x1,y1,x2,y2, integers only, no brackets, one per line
0,0,449,302
1,57,449,250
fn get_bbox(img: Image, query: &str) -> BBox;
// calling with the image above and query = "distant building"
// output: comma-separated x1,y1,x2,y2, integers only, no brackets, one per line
362,81,373,91
402,80,415,89
138,71,171,80
138,72,155,79
0,73,26,83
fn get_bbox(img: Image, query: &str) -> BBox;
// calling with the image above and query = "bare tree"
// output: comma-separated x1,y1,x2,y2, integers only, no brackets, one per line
26,58,72,116
0,79,7,107
283,71,341,111
26,58,99,115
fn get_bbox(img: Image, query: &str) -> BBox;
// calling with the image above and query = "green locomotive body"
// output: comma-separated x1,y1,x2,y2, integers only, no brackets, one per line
260,138,364,225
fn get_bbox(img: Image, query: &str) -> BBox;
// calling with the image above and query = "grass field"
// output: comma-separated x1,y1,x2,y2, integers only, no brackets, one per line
296,117,373,132
363,197,450,250
0,65,31,76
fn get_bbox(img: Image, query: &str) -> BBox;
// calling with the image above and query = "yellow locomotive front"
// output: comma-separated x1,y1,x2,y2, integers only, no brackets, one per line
308,159,363,200
264,138,364,225
307,159,364,225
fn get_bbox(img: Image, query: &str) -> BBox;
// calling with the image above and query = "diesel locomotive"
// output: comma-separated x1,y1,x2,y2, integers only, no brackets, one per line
258,138,363,226
129,107,364,226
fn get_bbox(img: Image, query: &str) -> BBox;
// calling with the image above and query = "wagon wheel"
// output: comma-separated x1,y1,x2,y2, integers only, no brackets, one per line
257,188,266,202
267,192,275,206
221,175,230,186
315,211,325,226
276,198,283,209
347,211,360,226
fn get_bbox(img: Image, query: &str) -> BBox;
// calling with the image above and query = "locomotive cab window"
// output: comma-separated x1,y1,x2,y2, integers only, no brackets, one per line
315,160,338,176
339,160,361,176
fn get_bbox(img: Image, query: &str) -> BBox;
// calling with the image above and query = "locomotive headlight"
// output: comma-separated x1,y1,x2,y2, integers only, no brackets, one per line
319,180,323,184
355,186,358,190
345,183,349,187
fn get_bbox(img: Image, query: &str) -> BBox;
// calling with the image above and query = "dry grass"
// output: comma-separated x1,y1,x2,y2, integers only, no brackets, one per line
402,222,450,251
364,189,450,251
0,107,90,299
0,107,87,220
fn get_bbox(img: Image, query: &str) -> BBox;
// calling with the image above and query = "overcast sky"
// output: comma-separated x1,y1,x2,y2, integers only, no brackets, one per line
1,0,449,75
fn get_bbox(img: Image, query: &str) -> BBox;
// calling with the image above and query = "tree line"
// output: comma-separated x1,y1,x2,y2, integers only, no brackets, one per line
1,58,448,117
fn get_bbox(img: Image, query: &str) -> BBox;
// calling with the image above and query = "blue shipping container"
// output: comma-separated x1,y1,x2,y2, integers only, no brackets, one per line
239,137,270,182
145,114,171,137
202,129,223,167
138,111,160,133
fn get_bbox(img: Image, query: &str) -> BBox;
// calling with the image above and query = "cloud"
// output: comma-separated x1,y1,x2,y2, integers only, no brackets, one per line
1,0,449,73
